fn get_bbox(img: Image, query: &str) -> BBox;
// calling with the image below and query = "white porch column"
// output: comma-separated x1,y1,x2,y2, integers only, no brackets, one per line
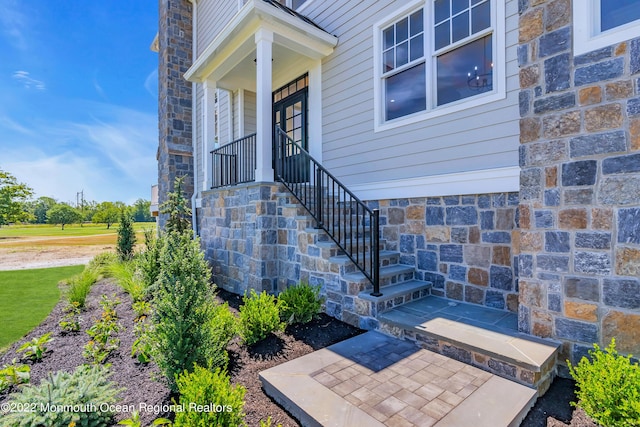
254,29,274,182
203,79,217,190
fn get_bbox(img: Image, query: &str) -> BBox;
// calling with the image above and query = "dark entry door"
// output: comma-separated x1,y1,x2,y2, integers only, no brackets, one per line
274,88,308,182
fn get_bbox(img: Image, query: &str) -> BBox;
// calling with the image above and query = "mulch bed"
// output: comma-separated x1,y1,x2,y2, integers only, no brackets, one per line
0,279,596,427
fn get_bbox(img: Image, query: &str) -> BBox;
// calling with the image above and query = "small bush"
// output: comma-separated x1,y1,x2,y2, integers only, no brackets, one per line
238,290,284,346
173,365,246,427
207,303,237,369
117,209,136,261
568,338,640,427
58,301,81,333
137,230,162,294
2,365,120,427
64,267,99,308
110,261,146,303
16,333,53,362
0,359,30,392
88,251,120,277
278,283,323,324
150,230,215,391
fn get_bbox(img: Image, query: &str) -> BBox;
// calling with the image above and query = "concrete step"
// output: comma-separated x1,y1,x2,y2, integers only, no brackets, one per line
354,279,433,319
377,296,559,395
260,331,538,427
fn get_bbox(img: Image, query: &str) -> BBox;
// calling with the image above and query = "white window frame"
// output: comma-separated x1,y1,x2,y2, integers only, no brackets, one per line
373,0,505,133
573,0,640,56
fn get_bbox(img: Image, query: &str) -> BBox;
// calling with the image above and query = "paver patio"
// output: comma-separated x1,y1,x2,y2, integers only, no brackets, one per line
260,331,537,427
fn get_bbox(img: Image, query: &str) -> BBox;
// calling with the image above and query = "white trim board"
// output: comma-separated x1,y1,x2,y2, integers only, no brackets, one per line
348,166,520,201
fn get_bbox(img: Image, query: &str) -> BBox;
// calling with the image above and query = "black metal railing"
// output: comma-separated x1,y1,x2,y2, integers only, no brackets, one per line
275,127,381,296
210,133,257,189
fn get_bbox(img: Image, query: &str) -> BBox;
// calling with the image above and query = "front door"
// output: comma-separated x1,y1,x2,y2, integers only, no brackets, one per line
273,75,309,182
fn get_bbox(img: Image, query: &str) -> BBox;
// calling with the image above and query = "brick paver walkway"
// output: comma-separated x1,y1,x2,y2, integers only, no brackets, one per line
260,331,537,427
310,338,492,426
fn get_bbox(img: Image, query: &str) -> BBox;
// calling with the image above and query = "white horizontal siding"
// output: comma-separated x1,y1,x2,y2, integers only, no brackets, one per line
196,0,238,57
195,84,204,190
301,0,520,189
244,90,257,134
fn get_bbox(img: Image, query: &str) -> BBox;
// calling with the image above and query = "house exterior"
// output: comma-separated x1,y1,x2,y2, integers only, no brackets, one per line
157,0,640,375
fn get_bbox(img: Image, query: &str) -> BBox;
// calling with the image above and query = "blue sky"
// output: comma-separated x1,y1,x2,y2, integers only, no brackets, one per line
0,0,159,205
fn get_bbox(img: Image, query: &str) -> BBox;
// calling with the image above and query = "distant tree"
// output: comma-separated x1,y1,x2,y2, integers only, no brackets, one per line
81,200,98,222
117,209,136,260
132,198,154,222
29,196,57,224
0,168,33,226
47,203,82,230
92,202,121,229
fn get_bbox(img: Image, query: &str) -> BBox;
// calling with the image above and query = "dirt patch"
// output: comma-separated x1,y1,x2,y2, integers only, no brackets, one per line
0,245,112,270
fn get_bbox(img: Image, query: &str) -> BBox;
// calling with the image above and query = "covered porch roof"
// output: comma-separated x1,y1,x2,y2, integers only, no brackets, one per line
184,0,338,89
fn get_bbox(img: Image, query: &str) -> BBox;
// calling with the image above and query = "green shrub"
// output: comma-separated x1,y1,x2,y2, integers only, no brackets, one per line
160,176,191,234
278,283,323,324
137,230,162,294
568,338,640,427
117,209,136,261
238,290,284,346
63,267,99,308
150,230,216,391
0,359,30,392
16,333,53,362
88,251,120,277
2,365,120,427
173,365,246,427
207,303,237,369
110,261,146,303
83,295,120,364
58,301,81,333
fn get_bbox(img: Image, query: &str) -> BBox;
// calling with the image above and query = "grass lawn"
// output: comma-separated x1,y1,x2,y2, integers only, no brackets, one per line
0,265,85,351
0,222,151,238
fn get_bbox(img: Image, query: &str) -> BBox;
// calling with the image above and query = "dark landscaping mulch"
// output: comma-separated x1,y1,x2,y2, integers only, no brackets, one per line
1,280,597,427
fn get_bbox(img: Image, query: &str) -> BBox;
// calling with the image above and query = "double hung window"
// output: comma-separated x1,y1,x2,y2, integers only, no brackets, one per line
377,0,499,127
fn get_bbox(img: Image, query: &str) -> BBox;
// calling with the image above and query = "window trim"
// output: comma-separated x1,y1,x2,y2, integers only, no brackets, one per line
573,0,640,56
373,0,505,133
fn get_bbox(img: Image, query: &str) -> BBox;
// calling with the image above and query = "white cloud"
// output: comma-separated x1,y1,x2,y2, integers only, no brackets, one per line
144,69,158,99
12,70,46,90
0,103,158,204
0,1,28,51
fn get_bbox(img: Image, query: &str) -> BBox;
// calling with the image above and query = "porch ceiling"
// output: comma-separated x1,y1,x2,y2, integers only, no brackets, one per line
184,0,337,86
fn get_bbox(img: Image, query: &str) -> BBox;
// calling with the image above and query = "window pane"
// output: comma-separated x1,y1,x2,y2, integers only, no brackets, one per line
452,11,469,43
385,63,426,120
383,27,395,49
410,35,424,61
436,34,492,106
396,17,409,42
435,0,450,23
601,0,640,31
472,1,491,33
410,9,424,36
435,21,450,50
384,49,395,72
292,0,307,9
396,41,409,67
471,0,483,4
453,0,468,15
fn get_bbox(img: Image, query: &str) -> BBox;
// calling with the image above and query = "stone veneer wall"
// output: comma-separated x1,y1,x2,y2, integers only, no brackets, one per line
200,183,520,315
158,0,194,228
371,193,520,312
518,0,640,365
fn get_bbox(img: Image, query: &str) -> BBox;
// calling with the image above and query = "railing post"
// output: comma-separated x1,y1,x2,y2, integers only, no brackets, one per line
370,208,382,297
315,167,323,228
210,151,214,189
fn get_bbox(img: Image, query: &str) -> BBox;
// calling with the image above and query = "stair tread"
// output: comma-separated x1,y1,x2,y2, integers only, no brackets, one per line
342,264,413,282
378,296,559,371
328,250,398,265
358,279,432,301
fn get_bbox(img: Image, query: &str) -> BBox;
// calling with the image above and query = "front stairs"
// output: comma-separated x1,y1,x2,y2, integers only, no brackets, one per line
277,189,559,397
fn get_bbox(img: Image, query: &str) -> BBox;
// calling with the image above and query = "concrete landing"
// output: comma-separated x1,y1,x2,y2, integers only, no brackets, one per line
260,331,537,427
378,296,559,394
